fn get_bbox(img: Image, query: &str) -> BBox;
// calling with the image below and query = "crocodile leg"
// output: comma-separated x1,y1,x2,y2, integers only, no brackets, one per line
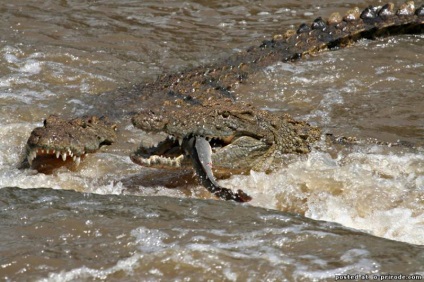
182,136,252,202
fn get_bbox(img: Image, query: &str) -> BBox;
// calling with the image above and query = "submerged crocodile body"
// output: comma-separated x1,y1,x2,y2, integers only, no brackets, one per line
25,2,424,202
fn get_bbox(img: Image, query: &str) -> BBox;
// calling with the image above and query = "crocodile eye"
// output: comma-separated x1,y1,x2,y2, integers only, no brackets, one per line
237,110,255,121
220,111,230,118
240,110,254,116
87,116,98,124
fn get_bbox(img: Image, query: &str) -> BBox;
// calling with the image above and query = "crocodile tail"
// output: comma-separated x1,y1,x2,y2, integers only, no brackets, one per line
283,1,424,59
228,2,423,68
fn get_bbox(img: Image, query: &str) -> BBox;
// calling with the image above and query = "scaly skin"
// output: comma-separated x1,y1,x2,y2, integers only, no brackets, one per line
24,2,424,201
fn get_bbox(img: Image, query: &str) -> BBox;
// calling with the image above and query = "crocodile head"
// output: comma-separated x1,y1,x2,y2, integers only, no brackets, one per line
25,115,117,173
131,99,320,174
131,99,320,202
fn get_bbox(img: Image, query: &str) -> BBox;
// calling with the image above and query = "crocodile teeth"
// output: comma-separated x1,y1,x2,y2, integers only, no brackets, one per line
31,150,37,160
151,155,160,164
75,156,81,166
174,155,184,167
27,149,37,165
138,154,185,168
27,147,84,167
142,158,151,166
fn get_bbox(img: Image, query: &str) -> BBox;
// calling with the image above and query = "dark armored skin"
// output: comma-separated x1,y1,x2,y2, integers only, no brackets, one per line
25,2,424,202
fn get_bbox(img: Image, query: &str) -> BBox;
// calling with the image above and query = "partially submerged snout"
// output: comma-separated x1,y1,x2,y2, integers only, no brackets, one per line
25,115,117,173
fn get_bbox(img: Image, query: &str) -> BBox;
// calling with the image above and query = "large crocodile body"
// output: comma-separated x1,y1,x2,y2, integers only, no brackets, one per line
25,2,424,202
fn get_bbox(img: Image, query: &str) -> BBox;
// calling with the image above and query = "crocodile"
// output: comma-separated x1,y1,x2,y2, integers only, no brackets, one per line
24,2,424,202
24,115,117,174
131,99,321,201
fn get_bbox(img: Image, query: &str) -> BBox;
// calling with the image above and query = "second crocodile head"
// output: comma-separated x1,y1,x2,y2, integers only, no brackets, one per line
131,99,321,174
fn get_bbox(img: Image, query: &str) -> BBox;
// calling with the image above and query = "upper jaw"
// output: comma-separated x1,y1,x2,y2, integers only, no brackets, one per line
26,145,84,166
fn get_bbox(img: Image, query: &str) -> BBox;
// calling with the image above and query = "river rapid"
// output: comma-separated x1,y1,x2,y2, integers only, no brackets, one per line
0,0,423,281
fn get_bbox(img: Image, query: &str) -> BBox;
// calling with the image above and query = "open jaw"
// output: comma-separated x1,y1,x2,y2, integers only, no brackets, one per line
131,133,268,172
24,115,117,173
26,146,87,174
27,148,82,165
131,133,271,203
130,136,189,169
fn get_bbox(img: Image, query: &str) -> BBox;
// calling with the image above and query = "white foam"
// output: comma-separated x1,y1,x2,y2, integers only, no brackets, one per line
88,181,125,195
19,59,42,74
38,253,144,282
131,227,171,253
0,88,56,104
223,149,424,245
4,53,19,63
294,249,378,280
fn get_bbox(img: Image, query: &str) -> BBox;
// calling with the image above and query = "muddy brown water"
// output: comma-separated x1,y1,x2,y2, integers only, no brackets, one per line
0,0,423,281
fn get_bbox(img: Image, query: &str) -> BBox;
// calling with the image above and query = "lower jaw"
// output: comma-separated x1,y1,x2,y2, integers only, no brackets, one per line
130,153,190,169
131,153,251,179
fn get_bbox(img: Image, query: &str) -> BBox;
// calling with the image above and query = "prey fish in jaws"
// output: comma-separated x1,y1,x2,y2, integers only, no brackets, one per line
183,136,252,202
